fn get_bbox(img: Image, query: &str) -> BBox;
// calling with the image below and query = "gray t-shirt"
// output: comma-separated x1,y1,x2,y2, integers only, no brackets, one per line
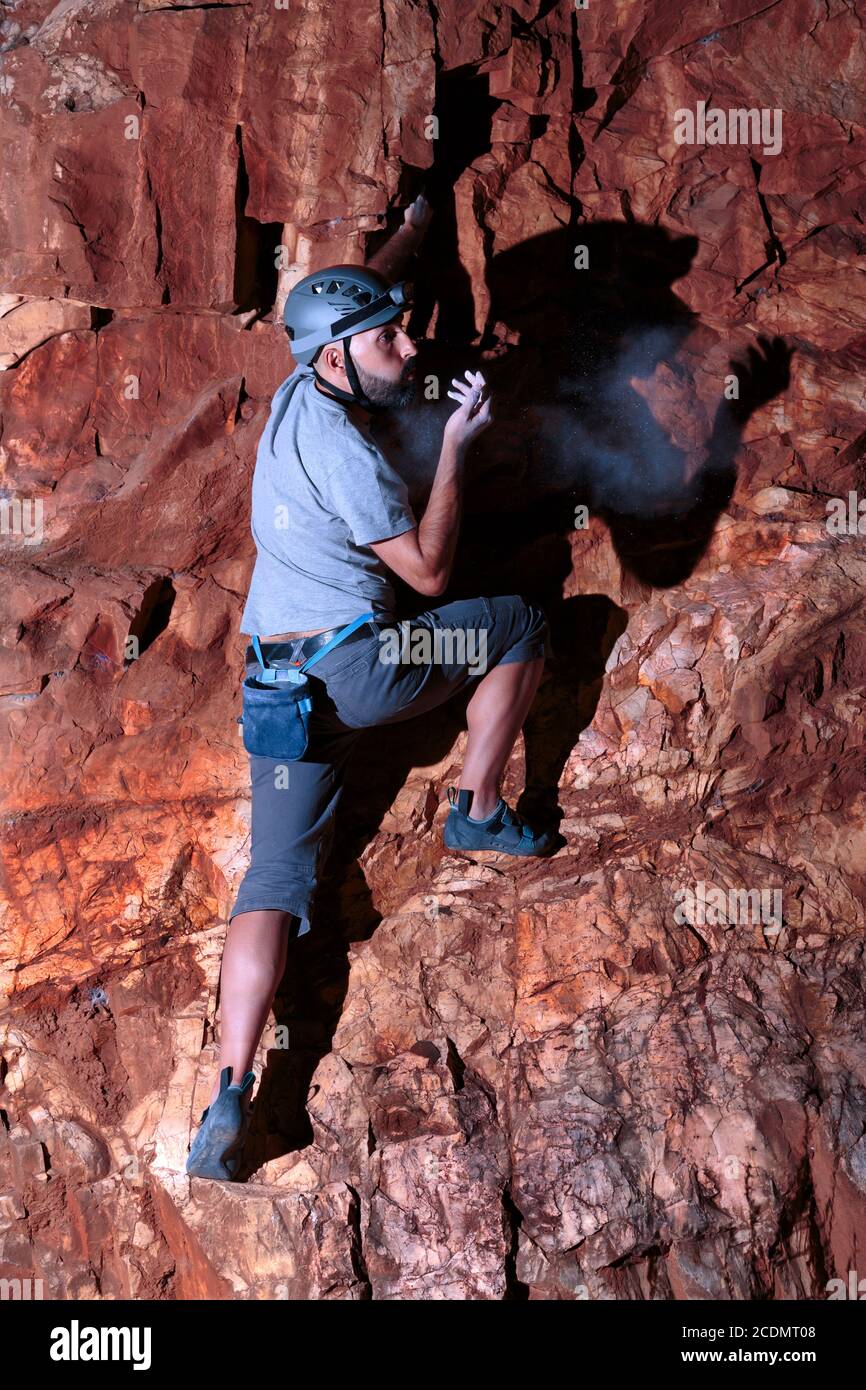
240,365,417,635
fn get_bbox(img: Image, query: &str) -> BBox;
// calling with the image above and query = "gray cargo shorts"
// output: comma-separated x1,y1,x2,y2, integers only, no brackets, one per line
229,593,551,935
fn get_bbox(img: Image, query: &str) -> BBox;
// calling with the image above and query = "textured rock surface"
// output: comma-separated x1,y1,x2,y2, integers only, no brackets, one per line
1,0,865,1299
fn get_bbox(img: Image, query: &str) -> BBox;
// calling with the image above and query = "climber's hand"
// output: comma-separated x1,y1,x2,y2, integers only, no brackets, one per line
444,371,493,450
403,193,433,232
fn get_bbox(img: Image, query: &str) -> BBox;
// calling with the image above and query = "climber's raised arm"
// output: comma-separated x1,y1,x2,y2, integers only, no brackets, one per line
366,193,434,281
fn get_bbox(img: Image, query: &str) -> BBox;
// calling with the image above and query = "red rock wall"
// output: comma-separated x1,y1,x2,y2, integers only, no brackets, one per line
1,0,865,1299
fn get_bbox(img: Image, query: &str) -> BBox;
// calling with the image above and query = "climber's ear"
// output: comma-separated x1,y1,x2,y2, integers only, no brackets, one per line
318,341,348,379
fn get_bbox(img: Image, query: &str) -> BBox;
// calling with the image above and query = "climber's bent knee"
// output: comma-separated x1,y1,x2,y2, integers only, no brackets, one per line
484,593,551,667
309,593,552,730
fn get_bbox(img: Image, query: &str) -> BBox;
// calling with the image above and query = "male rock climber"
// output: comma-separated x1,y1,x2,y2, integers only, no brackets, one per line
187,197,558,1180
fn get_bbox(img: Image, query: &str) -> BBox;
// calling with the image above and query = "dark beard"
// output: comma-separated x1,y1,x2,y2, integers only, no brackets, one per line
354,360,416,408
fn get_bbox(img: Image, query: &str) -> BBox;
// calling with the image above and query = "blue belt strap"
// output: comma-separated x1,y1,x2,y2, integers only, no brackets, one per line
251,613,376,683
301,612,375,671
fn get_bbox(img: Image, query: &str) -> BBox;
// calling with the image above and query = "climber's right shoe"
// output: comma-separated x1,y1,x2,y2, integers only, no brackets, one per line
185,1065,255,1181
443,786,559,858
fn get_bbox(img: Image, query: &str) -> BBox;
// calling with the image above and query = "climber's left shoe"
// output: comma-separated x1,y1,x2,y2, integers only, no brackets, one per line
186,1065,255,1181
443,786,560,858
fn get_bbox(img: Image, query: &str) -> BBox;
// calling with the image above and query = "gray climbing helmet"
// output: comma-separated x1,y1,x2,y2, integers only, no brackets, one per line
284,265,412,367
284,265,413,410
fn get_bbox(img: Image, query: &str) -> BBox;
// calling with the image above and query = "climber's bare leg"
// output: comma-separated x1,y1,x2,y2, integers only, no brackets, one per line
459,655,545,820
208,910,291,1104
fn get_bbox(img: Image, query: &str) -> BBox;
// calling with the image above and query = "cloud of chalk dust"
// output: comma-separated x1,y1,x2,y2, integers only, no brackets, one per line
536,324,700,519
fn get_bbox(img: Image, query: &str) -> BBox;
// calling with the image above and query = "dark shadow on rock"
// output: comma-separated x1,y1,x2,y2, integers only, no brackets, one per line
598,331,793,585
379,221,791,589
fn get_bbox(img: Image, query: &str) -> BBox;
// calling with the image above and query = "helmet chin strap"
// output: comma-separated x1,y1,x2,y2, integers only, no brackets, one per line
312,334,385,412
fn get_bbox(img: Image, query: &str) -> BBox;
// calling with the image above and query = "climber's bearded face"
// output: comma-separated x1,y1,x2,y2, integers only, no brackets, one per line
342,316,417,408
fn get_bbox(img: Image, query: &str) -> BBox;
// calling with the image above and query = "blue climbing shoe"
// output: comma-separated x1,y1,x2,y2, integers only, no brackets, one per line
185,1065,255,1181
443,786,559,858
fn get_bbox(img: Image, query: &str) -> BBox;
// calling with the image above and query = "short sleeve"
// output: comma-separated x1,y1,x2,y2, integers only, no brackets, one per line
320,428,417,546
